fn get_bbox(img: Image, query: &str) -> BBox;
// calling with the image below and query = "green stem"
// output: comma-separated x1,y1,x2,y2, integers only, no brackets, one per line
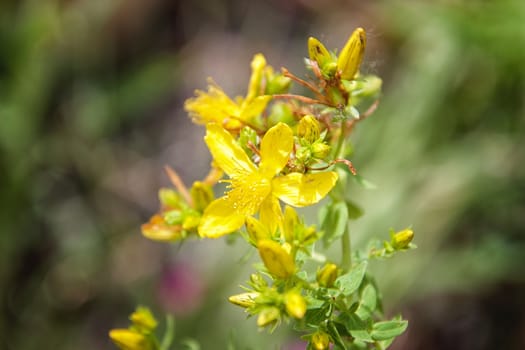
160,315,175,350
333,121,347,159
334,121,352,271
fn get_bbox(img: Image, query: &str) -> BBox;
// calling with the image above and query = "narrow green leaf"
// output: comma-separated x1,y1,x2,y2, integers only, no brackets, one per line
370,320,408,341
335,261,368,296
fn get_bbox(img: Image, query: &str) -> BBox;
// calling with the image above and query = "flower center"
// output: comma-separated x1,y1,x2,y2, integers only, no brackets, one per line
225,172,271,215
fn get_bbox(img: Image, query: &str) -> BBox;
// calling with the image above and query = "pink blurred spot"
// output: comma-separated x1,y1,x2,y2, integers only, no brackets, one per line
157,262,206,317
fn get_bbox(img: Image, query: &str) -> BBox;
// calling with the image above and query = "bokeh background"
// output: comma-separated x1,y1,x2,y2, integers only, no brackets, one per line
1,0,524,349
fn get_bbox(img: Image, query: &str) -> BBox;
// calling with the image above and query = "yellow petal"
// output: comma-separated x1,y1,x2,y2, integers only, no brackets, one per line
259,123,293,178
198,197,246,238
185,83,241,127
244,53,267,103
239,95,271,122
204,123,256,177
259,195,282,237
337,27,366,80
257,240,295,278
272,171,338,207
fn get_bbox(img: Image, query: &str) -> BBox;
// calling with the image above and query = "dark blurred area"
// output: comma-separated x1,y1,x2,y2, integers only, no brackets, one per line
1,0,524,349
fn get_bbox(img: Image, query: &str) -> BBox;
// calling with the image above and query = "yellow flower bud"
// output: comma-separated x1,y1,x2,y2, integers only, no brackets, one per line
109,329,151,350
297,115,321,143
190,181,214,212
129,306,157,332
228,292,259,308
337,27,366,80
246,216,272,242
391,228,414,250
257,307,281,327
258,240,296,278
283,206,299,243
311,331,331,350
158,188,182,208
316,263,339,288
284,291,306,319
311,142,331,159
141,214,183,242
308,37,332,68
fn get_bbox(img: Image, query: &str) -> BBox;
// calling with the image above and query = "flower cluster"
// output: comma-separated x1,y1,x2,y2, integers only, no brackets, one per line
111,28,416,350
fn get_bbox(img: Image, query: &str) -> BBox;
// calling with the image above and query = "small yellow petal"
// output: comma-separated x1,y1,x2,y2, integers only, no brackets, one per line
204,123,257,177
259,122,294,178
272,172,338,207
198,197,246,238
257,240,295,278
228,292,259,308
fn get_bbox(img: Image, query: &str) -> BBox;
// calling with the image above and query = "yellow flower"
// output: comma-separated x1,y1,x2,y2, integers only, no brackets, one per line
184,54,271,130
198,122,338,238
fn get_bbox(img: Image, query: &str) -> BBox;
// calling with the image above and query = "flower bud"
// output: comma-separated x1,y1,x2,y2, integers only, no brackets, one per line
246,216,271,242
311,142,331,159
257,307,280,327
250,273,268,289
129,306,157,333
337,27,366,80
316,263,339,288
311,331,331,350
308,37,331,68
284,291,306,319
283,206,299,243
228,292,259,308
141,214,183,242
391,228,414,250
297,115,321,143
159,188,182,208
258,240,296,278
109,329,152,350
190,181,214,212
265,69,292,95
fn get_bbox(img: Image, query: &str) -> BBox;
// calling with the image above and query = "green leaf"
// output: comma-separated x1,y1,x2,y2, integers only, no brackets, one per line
338,312,373,343
304,304,331,325
355,283,377,320
352,174,377,189
370,320,408,341
321,201,349,247
345,199,364,220
335,261,368,296
326,321,347,350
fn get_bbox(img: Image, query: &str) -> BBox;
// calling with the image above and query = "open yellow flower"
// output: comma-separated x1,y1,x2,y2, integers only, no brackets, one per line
185,54,271,130
198,122,338,238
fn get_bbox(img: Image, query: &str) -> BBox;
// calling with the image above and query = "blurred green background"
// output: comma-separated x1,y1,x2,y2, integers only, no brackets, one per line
1,0,524,349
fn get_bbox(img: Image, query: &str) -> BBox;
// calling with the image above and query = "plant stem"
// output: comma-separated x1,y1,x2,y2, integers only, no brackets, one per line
334,121,352,271
341,226,352,272
160,315,175,350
